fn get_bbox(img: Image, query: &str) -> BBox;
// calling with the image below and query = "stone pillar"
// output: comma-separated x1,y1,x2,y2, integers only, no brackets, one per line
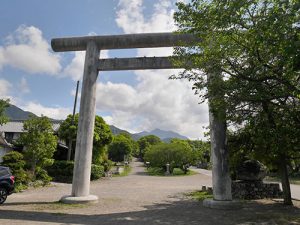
203,72,240,209
61,41,99,203
209,107,232,201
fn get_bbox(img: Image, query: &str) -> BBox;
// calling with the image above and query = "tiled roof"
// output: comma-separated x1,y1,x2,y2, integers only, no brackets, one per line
0,120,62,133
0,121,24,133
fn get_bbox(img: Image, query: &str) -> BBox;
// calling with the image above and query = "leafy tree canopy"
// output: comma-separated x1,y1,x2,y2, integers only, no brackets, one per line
58,114,113,164
19,116,57,178
118,132,139,157
0,99,9,125
174,0,300,205
137,135,162,159
108,134,133,162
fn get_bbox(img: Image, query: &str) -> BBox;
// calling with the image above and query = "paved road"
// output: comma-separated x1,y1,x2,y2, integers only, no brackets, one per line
0,160,299,225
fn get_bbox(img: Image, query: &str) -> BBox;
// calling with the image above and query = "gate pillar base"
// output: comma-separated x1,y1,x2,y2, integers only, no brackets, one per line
60,195,98,204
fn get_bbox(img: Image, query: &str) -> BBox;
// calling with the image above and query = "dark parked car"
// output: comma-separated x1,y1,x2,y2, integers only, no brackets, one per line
0,166,15,204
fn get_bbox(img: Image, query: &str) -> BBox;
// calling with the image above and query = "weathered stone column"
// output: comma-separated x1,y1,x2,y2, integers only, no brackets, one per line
203,72,240,209
61,41,99,203
209,106,232,201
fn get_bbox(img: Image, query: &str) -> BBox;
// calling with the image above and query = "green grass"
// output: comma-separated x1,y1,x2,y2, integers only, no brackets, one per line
112,165,132,177
32,201,87,211
186,190,213,201
146,167,198,176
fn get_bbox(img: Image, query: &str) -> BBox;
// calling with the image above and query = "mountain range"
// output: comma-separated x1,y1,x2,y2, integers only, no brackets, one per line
4,104,188,141
4,104,35,120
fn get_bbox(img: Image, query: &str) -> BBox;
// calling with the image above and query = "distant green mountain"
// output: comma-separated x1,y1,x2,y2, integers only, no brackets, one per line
4,104,188,141
109,125,142,140
135,128,188,141
4,104,36,120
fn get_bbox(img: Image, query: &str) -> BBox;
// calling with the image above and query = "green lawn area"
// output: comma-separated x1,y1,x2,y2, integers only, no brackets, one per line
146,167,198,176
186,190,213,201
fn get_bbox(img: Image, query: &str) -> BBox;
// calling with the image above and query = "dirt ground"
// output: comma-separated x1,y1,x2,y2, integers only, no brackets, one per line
0,159,299,225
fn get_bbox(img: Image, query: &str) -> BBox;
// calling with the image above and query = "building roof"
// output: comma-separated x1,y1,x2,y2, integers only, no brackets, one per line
0,121,24,133
0,120,62,133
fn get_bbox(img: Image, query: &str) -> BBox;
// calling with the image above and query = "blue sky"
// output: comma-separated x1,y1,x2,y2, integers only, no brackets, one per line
0,0,209,139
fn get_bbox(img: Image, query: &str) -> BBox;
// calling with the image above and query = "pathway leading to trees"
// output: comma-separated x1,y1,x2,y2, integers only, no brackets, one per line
0,159,299,224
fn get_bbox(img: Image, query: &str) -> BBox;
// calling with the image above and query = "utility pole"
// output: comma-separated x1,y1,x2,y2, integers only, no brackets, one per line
67,80,80,161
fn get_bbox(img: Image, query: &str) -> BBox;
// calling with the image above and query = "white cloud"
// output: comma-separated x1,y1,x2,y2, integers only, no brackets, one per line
18,77,30,94
63,51,85,81
96,82,138,111
22,102,71,120
0,48,5,70
0,79,12,98
110,0,209,139
96,71,208,139
116,0,176,34
0,25,61,75
102,115,113,125
61,0,208,139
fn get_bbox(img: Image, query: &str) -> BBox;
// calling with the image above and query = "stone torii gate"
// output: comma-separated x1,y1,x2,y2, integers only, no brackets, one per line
51,32,235,208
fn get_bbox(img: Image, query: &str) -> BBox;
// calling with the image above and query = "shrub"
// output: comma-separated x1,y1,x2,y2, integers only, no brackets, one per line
1,151,29,191
36,167,52,185
47,160,74,183
102,156,113,172
47,160,104,183
144,142,193,174
91,164,104,180
147,167,165,176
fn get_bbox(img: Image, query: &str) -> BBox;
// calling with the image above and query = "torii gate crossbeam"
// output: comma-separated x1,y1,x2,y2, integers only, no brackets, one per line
52,32,233,208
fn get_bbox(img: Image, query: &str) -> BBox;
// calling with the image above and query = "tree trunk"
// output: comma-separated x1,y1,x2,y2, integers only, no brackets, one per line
262,102,293,205
31,160,37,180
279,155,293,205
67,136,72,161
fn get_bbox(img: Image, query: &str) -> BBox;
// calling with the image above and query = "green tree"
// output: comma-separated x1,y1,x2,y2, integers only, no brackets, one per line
58,114,113,164
108,134,133,162
187,140,211,165
118,132,139,157
57,114,79,160
19,116,57,181
174,0,300,205
92,115,113,164
144,142,193,173
137,135,162,160
0,99,9,125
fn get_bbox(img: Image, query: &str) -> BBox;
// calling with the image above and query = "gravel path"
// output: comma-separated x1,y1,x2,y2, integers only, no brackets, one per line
0,159,299,225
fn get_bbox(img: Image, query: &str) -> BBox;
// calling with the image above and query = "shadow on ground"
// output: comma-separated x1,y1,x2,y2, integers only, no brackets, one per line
0,199,299,225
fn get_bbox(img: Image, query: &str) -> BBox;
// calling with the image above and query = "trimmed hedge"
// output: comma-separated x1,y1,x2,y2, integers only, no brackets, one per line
47,160,104,183
1,151,29,191
91,164,105,180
